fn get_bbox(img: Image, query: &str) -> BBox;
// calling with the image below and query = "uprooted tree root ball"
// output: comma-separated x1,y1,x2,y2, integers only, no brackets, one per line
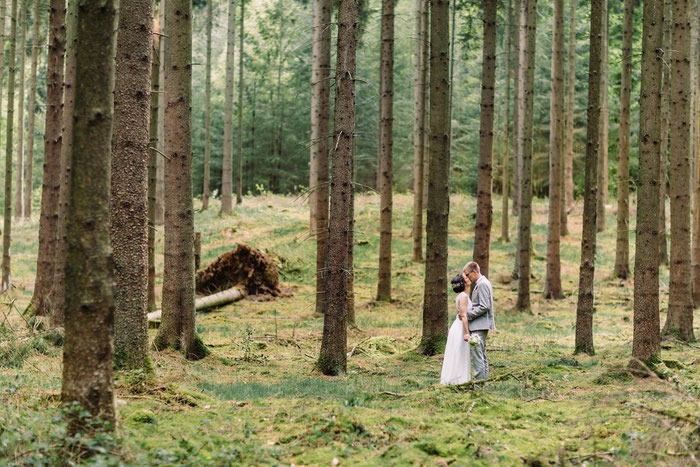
195,243,282,297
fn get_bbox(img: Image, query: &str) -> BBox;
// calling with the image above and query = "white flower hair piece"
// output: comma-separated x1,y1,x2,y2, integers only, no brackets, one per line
468,334,482,348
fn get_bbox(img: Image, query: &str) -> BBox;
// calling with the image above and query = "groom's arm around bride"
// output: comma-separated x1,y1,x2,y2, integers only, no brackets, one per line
463,261,495,381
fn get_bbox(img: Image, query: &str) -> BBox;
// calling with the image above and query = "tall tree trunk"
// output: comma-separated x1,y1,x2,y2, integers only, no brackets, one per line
596,0,608,232
23,0,40,220
664,0,694,341
28,0,64,317
515,0,537,311
236,0,244,204
564,0,575,210
420,0,450,354
347,142,356,326
61,0,118,430
153,0,208,360
501,0,513,243
51,0,77,325
155,0,165,224
614,0,634,279
148,2,160,313
512,0,521,216
111,0,154,370
472,0,496,278
574,0,602,355
545,0,564,299
317,0,357,376
376,0,395,301
658,0,670,265
630,0,662,370
694,4,700,306
202,0,212,210
221,0,236,214
14,3,26,221
421,0,429,209
312,0,331,314
2,0,19,292
411,0,426,262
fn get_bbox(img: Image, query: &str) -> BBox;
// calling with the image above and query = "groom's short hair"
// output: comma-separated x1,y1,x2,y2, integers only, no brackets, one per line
463,261,480,274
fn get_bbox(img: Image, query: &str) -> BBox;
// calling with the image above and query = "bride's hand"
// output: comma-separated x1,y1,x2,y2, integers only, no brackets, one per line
464,334,470,342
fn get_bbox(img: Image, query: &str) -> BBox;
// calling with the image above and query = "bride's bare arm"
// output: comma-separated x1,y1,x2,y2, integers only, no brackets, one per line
458,295,470,337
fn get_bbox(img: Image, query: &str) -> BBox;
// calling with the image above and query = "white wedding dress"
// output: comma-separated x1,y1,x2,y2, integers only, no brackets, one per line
440,292,472,385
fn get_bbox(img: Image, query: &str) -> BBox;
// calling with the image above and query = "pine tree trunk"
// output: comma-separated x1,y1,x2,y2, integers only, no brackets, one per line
51,0,77,325
501,0,513,243
694,6,700,306
221,0,236,214
154,0,165,224
574,0,602,356
658,0,670,265
512,0,521,216
202,0,212,210
472,0,496,278
596,0,608,232
614,0,634,279
153,0,208,360
14,3,26,221
515,0,537,311
376,0,395,301
664,0,694,341
411,0,425,262
420,0,450,354
148,3,160,313
631,0,662,370
2,0,19,292
312,0,331,314
23,0,40,220
60,0,118,430
545,0,564,299
236,0,244,205
562,0,576,235
347,143,356,326
28,0,63,317
421,1,429,209
111,0,154,370
317,0,357,376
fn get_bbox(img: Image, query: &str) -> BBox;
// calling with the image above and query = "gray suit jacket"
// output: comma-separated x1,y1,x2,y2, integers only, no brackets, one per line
467,276,495,331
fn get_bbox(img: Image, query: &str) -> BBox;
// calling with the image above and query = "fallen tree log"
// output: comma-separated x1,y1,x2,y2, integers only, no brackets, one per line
147,286,246,322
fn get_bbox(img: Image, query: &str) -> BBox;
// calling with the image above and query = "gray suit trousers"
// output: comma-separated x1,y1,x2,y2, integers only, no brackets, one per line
471,330,489,381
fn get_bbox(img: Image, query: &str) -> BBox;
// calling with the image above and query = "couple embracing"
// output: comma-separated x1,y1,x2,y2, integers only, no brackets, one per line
440,261,495,385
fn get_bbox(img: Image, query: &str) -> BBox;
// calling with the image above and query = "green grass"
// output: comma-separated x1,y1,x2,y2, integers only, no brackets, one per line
1,193,699,465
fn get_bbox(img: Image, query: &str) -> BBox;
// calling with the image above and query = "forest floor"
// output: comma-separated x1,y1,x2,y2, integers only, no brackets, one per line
1,193,700,466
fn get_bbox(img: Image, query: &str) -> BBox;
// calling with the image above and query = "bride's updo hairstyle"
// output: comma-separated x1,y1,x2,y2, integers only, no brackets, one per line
451,274,466,293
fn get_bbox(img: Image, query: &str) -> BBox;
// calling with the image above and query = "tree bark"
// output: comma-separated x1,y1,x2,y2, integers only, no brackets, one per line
694,3,700,306
236,0,244,205
148,3,160,313
221,0,236,214
61,0,118,430
596,0,608,232
317,0,357,375
421,0,429,209
202,0,212,210
564,0,575,210
23,0,40,220
153,0,208,360
376,0,395,301
154,0,165,224
29,0,64,317
545,0,564,299
311,0,331,314
111,0,154,370
631,0,662,370
347,143,356,327
515,0,537,311
574,0,602,355
14,3,26,221
658,0,670,265
472,0,496,278
411,0,426,262
420,0,450,354
614,0,634,279
2,0,19,292
664,0,694,341
501,0,513,243
51,0,77,325
512,0,521,216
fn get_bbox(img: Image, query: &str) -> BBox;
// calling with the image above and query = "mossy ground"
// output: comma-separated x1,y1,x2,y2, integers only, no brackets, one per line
1,193,699,465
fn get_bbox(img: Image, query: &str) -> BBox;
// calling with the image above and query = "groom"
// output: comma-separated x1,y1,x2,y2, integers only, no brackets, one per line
463,261,494,381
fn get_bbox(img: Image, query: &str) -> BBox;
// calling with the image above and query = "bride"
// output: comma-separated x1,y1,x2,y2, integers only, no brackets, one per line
440,273,472,385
